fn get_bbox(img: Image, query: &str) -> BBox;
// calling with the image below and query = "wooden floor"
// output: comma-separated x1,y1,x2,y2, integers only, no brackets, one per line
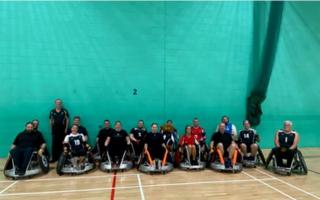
0,148,319,200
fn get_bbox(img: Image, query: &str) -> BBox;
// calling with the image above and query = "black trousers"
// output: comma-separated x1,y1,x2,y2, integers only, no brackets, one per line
10,147,34,172
149,147,164,160
108,144,126,163
274,147,296,167
51,125,66,162
132,142,144,156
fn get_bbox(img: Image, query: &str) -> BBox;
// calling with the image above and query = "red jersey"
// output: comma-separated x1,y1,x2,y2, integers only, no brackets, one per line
179,135,196,146
191,126,206,142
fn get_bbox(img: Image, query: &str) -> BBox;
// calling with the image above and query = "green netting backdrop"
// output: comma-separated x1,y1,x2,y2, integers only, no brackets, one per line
0,2,319,156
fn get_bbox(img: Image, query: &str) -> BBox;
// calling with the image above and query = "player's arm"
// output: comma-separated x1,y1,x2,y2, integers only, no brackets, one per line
104,136,110,147
274,131,280,148
290,132,299,150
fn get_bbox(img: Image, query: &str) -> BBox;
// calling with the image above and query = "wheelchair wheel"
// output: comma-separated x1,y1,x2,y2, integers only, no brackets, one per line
38,154,50,173
56,154,67,175
297,150,308,174
3,155,13,178
258,148,266,165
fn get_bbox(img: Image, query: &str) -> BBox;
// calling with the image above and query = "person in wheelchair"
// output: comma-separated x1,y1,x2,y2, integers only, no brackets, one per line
266,121,299,169
239,120,258,161
145,123,166,163
191,118,208,161
93,120,114,160
63,124,87,170
67,116,88,142
160,120,178,151
130,120,148,162
178,125,206,170
210,123,240,170
8,122,47,176
103,121,132,168
139,123,173,173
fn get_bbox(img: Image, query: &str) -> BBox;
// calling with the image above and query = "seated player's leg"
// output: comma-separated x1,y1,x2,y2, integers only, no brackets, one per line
283,149,296,168
188,144,197,164
216,143,225,164
107,145,116,163
250,143,258,158
10,148,23,173
274,147,285,167
240,143,247,156
227,143,236,160
20,147,34,173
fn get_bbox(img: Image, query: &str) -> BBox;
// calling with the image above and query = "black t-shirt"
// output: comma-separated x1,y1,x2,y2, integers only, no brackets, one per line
239,129,256,144
13,130,45,149
67,125,88,136
66,134,85,152
130,127,147,141
278,130,296,148
211,131,232,148
109,129,128,147
49,108,69,127
97,128,114,145
145,132,164,150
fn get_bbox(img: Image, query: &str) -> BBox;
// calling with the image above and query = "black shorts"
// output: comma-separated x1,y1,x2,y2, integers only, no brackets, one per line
241,143,254,152
71,149,86,157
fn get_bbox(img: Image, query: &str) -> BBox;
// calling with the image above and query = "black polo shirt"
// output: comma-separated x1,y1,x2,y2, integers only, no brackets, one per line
49,108,69,127
13,130,45,149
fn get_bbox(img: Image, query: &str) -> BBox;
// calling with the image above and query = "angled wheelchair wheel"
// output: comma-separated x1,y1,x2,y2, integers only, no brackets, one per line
38,154,50,173
56,154,67,175
297,150,308,174
257,148,266,165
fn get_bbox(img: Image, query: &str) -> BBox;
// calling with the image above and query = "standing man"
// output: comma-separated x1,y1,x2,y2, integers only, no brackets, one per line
49,98,69,163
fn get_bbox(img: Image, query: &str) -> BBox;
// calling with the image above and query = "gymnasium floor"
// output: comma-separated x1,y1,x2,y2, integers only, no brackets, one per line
0,148,319,200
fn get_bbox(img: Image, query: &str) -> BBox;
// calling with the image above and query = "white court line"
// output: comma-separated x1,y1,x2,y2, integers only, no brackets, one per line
0,177,275,197
242,171,296,200
255,169,320,200
0,181,18,194
136,174,145,200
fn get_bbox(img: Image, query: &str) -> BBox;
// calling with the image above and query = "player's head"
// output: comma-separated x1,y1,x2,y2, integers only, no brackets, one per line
104,120,111,128
137,120,144,128
185,125,192,135
166,120,173,126
243,120,250,129
115,121,122,130
218,123,226,133
25,122,34,132
193,117,199,127
55,98,63,109
32,119,39,130
283,120,293,132
151,123,158,133
221,116,229,124
71,124,79,134
73,116,81,125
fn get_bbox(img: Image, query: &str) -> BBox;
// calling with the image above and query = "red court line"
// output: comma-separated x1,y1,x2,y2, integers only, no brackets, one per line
110,171,117,200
